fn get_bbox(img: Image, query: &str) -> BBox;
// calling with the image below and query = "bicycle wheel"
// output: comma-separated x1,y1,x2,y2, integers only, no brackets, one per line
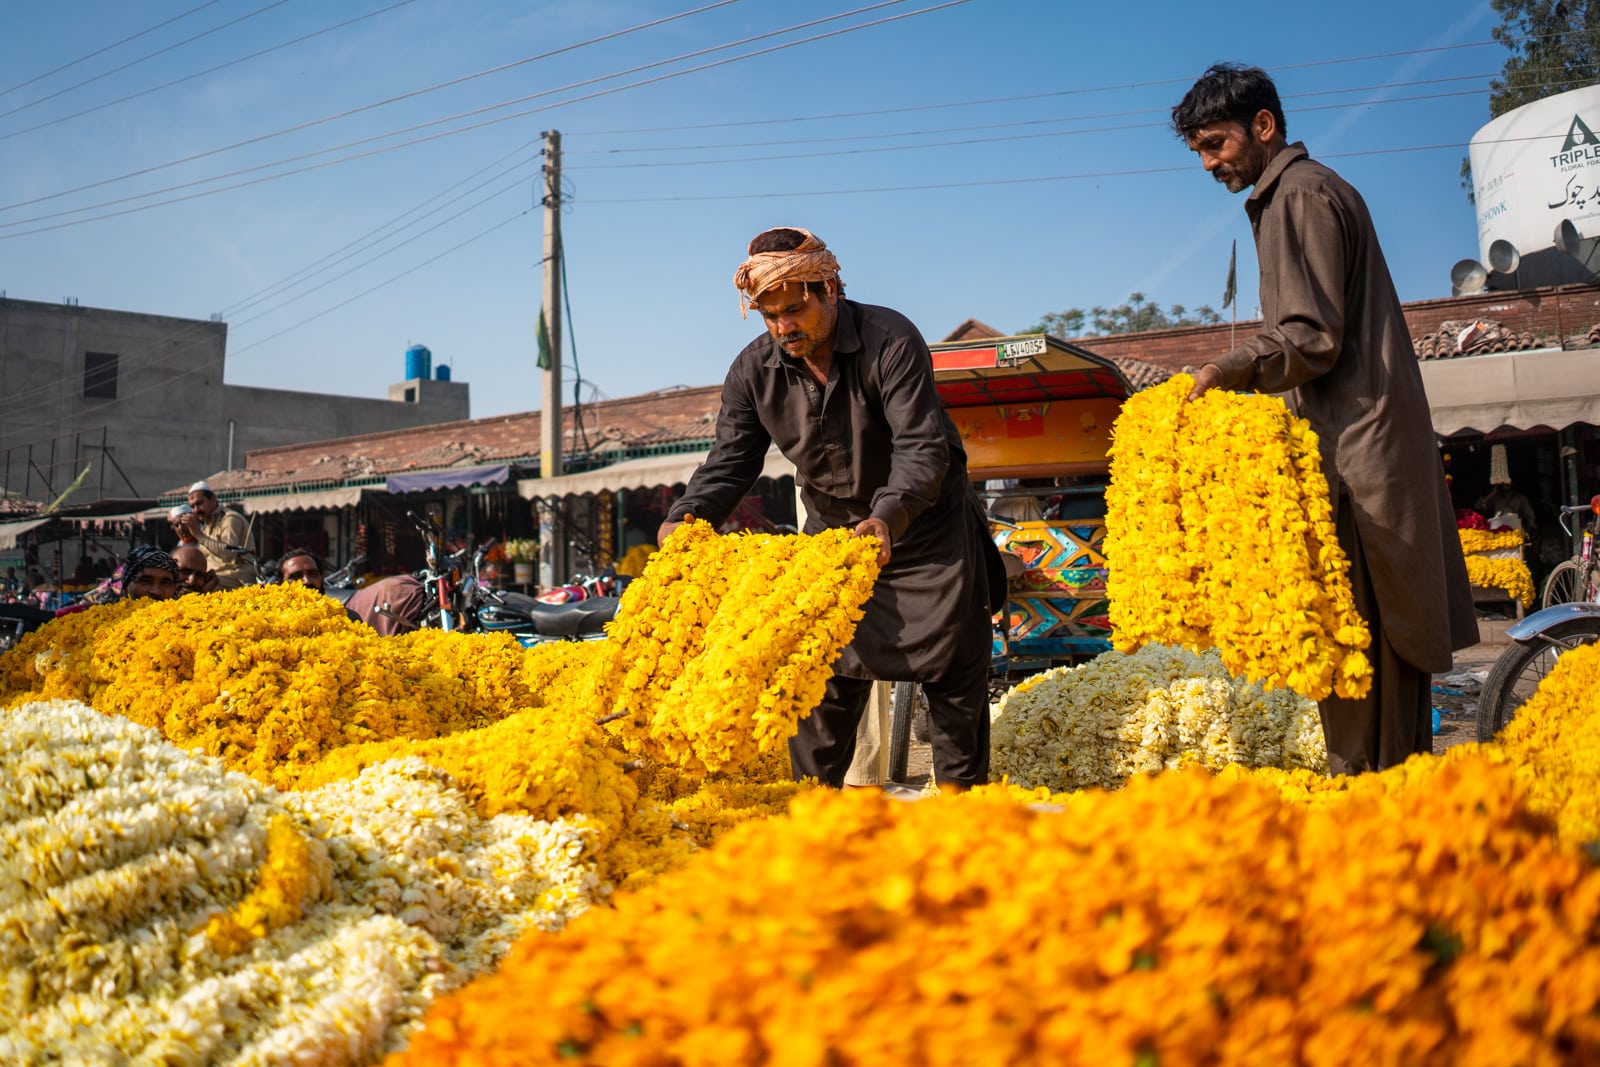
1476,617,1600,741
1541,560,1584,609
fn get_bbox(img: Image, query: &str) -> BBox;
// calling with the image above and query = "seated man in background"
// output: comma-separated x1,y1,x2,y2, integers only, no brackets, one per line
174,481,256,588
173,544,221,595
54,546,179,615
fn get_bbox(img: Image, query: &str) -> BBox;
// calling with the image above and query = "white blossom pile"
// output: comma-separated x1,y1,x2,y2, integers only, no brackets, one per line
990,644,1327,791
0,700,600,1065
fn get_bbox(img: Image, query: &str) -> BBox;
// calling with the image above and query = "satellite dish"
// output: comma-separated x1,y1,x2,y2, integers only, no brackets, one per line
1488,238,1521,274
1450,258,1488,293
1556,218,1583,258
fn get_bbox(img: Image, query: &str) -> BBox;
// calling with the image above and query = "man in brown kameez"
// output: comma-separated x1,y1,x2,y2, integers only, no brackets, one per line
660,227,1001,789
1174,63,1477,774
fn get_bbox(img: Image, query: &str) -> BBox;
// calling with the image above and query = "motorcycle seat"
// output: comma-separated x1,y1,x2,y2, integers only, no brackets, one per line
488,592,620,637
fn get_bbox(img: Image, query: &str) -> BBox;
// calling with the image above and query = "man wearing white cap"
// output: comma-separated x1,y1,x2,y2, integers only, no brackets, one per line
175,480,256,588
1475,444,1537,541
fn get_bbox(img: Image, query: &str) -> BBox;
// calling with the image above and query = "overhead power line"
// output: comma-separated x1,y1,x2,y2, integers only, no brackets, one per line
0,0,223,99
571,131,1588,206
0,0,749,213
0,0,296,122
0,0,975,237
0,0,422,144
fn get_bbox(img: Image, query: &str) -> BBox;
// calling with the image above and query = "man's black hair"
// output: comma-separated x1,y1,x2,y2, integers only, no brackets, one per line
279,547,323,572
1171,63,1286,140
746,227,834,299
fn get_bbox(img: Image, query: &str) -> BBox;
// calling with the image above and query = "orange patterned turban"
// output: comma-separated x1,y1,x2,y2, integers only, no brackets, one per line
732,227,842,317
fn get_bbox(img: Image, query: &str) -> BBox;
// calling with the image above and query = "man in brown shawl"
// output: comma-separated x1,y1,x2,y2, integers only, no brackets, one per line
1174,63,1478,773
660,227,1002,790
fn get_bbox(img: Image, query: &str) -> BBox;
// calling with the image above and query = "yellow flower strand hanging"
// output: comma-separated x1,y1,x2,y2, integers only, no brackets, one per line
1104,374,1372,701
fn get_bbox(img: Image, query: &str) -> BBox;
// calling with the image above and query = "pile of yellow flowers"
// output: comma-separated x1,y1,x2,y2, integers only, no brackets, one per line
391,749,1600,1067
1103,374,1371,701
990,643,1326,790
1457,528,1535,608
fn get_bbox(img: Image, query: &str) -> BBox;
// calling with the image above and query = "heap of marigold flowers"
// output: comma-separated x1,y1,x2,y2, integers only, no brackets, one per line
1103,373,1371,701
991,643,1326,790
389,751,1600,1067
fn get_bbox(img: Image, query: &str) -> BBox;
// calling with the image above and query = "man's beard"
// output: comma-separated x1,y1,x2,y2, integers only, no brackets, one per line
780,332,821,359
1213,144,1266,193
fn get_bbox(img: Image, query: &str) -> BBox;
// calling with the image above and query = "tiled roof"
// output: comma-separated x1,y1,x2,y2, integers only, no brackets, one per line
186,385,724,496
941,317,1008,343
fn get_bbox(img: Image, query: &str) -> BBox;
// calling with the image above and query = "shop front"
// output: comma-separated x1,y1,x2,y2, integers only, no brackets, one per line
1422,349,1600,594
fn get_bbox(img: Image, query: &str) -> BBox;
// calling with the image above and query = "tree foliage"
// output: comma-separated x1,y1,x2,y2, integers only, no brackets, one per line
1487,0,1600,117
1024,293,1222,339
1463,0,1600,199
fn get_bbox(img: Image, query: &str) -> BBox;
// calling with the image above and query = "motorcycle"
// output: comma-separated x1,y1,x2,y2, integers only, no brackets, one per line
0,600,56,653
384,511,618,645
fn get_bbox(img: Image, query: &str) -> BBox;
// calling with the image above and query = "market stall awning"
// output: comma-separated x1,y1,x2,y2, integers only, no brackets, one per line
0,517,50,550
67,506,165,525
1422,349,1600,435
516,448,795,500
231,486,367,514
385,463,511,495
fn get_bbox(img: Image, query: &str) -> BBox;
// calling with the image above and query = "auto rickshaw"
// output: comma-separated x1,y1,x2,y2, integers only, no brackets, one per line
887,332,1134,779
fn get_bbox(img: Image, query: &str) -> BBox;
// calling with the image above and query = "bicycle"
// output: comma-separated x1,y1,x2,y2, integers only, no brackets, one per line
1540,496,1600,609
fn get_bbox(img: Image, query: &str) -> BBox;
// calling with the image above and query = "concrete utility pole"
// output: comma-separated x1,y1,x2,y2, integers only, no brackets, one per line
538,129,564,588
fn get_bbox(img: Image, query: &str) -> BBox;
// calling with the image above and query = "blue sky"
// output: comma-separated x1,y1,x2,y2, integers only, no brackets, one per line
0,1,1511,420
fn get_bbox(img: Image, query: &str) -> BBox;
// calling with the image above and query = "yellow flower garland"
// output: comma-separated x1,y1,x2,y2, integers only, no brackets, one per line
588,521,881,775
1104,374,1372,701
1457,527,1524,555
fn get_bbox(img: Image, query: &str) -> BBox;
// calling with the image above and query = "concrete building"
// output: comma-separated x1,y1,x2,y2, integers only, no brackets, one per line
0,297,469,506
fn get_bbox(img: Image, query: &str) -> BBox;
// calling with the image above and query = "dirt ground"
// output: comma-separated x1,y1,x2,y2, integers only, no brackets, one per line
900,642,1512,787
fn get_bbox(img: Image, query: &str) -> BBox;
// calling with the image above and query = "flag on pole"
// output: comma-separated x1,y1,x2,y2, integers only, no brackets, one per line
536,307,553,371
1222,239,1237,309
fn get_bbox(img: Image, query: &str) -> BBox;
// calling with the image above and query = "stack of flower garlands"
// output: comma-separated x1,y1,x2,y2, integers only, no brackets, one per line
991,643,1327,791
0,522,880,1063
1102,373,1371,702
392,644,1600,1066
1457,526,1535,608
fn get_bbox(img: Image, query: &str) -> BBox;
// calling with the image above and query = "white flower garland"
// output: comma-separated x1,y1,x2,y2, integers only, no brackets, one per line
0,700,600,1064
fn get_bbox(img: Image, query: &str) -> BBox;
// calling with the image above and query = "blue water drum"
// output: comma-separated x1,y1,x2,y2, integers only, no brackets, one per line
405,344,432,381
435,363,451,382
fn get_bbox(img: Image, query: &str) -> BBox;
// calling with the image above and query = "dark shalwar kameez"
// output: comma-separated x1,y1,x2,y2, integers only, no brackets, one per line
668,299,999,787
1206,143,1478,774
